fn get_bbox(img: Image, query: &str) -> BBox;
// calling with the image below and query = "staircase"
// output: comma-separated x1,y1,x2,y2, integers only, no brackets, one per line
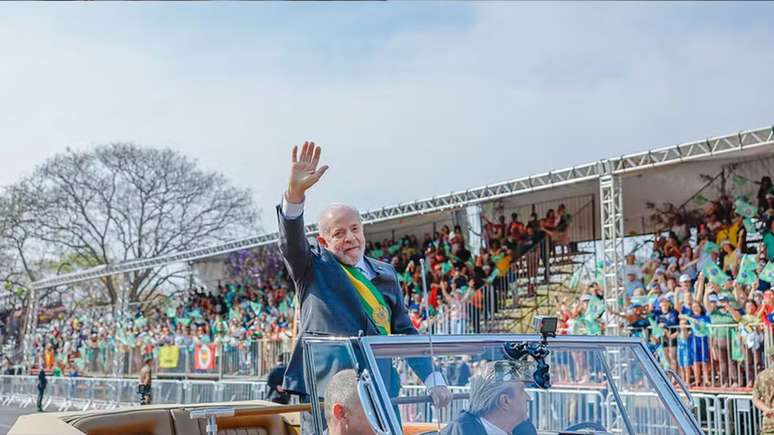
482,240,594,333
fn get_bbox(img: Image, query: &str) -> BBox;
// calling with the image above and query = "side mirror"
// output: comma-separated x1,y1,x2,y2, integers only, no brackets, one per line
357,369,392,435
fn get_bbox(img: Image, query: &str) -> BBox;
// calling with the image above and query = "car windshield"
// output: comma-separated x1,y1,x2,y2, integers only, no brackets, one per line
356,334,701,435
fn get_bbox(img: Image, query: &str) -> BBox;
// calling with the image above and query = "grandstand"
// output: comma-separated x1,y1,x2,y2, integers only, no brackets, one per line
6,125,774,433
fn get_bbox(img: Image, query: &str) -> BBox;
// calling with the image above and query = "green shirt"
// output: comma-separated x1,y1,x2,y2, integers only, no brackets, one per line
764,231,774,262
709,309,736,340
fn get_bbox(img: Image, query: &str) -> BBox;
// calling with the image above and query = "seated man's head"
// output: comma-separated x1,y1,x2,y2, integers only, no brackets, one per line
468,362,530,432
318,204,365,266
325,369,374,435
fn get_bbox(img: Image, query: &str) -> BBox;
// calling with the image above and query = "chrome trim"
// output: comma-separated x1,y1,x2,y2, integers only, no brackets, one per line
361,337,404,434
667,368,697,413
594,348,636,434
358,369,391,435
302,337,361,434
632,343,703,434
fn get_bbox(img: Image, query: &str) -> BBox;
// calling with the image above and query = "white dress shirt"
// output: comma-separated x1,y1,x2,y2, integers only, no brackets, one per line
480,416,509,435
281,195,446,390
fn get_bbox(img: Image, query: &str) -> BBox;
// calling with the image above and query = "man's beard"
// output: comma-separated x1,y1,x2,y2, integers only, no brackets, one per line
329,247,363,266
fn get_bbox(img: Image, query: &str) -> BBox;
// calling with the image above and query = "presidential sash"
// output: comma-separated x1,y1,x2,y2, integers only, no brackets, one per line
339,263,392,335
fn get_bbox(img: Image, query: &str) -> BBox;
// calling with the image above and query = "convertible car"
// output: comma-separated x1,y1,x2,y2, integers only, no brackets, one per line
9,333,703,435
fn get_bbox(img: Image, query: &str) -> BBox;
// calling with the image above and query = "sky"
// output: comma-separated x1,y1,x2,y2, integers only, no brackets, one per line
1,2,773,232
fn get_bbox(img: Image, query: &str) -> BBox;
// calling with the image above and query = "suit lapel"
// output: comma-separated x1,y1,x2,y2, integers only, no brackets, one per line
321,251,384,335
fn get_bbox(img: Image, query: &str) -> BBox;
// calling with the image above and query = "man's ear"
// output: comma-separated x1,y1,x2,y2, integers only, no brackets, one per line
498,393,510,410
317,236,328,248
332,403,346,420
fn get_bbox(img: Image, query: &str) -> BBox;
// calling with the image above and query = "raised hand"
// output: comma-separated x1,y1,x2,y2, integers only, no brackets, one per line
286,141,329,203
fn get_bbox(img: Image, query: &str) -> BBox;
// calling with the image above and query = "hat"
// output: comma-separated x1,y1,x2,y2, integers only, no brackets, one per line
629,302,642,309
720,239,732,247
718,294,730,301
679,274,692,283
708,294,719,303
580,294,591,302
655,268,666,275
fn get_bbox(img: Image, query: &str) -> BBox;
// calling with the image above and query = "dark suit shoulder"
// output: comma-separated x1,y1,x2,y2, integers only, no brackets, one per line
366,256,395,274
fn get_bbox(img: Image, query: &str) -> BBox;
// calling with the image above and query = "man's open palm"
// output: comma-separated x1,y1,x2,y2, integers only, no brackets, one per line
287,141,328,203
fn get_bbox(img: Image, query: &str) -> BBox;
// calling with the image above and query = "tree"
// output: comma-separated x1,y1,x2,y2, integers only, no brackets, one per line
10,143,259,306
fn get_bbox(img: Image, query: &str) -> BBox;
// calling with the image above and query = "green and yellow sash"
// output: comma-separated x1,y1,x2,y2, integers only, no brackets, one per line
339,263,392,335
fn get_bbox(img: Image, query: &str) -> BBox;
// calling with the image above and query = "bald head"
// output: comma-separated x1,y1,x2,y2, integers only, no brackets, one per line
319,203,361,235
317,203,366,266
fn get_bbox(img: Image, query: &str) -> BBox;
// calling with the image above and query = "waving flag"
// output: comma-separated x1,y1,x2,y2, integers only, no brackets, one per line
194,344,216,370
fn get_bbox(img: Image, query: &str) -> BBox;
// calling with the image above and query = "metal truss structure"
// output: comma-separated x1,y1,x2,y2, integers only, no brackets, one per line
30,125,774,292
599,175,626,326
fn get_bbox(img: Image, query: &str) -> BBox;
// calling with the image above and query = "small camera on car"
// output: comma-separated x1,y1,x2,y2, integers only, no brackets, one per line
532,316,558,339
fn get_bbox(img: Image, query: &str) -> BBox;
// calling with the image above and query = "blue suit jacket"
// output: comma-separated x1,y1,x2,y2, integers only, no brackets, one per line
276,206,433,396
440,411,538,435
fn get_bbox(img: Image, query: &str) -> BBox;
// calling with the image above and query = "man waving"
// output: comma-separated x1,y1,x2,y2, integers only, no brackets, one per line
277,141,451,432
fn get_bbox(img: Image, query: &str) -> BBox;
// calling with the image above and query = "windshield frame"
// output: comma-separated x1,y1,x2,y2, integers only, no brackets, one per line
358,333,703,435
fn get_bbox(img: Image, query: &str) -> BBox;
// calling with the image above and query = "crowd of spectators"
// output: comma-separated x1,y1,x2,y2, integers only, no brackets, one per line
15,205,577,375
26,246,296,377
554,176,774,390
364,206,572,333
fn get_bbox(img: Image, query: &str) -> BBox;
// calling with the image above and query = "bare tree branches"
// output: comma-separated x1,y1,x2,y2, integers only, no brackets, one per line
1,143,259,306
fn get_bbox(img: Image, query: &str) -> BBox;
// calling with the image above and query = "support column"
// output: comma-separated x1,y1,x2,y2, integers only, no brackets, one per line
22,287,39,368
464,205,484,253
599,174,627,435
112,276,130,378
599,174,625,333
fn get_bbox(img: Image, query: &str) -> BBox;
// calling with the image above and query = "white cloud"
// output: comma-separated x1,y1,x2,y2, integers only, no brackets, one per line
0,2,772,230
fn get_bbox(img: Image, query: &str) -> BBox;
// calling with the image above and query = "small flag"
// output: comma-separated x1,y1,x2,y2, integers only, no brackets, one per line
194,344,216,370
159,345,180,368
692,195,709,206
760,262,774,283
736,254,758,286
165,307,177,319
703,261,730,285
735,198,757,218
732,174,750,187
743,217,756,234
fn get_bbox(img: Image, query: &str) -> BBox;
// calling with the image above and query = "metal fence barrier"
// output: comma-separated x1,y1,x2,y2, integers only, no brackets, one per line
0,375,268,412
398,383,762,435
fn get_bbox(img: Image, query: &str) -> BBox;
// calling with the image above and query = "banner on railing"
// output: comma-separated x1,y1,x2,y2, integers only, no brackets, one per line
159,345,179,368
194,344,215,370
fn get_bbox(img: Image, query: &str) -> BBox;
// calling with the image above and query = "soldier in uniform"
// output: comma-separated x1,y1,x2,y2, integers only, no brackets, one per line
138,355,153,405
753,348,774,434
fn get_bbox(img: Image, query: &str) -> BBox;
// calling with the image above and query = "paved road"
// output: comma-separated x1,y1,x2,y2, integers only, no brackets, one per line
0,406,36,435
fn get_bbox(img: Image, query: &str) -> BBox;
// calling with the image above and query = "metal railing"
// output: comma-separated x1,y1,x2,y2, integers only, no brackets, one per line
0,375,269,412
623,322,768,390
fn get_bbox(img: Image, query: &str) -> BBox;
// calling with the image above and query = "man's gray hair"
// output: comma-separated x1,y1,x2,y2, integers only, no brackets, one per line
324,369,359,420
318,203,362,236
467,362,520,417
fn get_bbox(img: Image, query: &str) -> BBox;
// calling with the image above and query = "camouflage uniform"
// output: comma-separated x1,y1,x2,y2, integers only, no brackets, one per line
754,367,774,434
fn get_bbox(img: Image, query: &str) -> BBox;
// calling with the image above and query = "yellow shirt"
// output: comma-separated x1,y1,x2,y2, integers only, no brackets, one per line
716,226,731,246
728,221,741,248
723,250,737,274
496,253,512,276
